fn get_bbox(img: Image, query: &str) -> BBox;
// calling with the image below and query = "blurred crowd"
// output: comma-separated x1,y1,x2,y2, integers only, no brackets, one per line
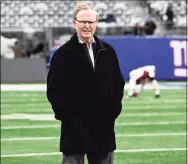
1,34,47,59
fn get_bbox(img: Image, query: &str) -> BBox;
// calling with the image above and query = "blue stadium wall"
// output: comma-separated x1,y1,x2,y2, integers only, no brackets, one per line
100,36,187,81
1,36,187,82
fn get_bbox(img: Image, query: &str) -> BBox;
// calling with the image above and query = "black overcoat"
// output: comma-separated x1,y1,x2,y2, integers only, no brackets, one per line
47,33,125,156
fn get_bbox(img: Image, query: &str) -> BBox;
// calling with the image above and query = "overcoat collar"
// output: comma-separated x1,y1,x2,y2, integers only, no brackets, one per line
70,33,106,51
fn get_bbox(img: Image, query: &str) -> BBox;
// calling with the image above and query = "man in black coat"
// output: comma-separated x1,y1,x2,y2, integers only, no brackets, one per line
165,4,174,29
143,16,157,35
46,3,125,164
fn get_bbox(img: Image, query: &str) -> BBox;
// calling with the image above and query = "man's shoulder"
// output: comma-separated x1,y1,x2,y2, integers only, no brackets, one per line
50,43,70,61
102,41,114,50
57,42,68,51
93,35,115,50
55,41,71,55
57,35,78,52
97,40,116,53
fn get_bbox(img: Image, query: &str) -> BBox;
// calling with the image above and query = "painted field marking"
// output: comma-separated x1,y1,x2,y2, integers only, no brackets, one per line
120,112,185,117
1,148,186,157
1,121,186,129
1,132,186,141
1,112,185,121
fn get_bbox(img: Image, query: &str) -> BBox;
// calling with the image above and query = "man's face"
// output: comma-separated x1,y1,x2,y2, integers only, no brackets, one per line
73,9,97,42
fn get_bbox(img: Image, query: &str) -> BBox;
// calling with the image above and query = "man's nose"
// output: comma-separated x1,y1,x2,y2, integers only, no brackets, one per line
85,22,90,27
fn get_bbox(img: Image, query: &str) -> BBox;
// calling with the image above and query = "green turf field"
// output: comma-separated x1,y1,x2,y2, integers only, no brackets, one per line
1,89,187,164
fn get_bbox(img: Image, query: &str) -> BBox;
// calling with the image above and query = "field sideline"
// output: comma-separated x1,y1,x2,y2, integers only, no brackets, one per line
1,83,187,164
1,82,187,91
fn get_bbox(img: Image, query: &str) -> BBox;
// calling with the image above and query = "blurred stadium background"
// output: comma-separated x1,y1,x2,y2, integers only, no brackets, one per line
1,0,187,164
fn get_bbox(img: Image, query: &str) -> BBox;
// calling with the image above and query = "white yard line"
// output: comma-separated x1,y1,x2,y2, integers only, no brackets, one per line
1,82,186,90
0,84,184,91
1,105,185,111
116,121,186,126
1,125,59,129
2,99,185,104
116,132,187,137
122,105,186,108
123,99,186,103
1,137,59,141
115,148,187,153
1,148,186,157
1,121,186,129
1,132,186,141
1,112,185,121
120,112,185,117
122,106,185,110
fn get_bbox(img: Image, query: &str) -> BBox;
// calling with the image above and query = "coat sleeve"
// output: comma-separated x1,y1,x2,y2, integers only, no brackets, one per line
46,47,71,121
112,49,125,119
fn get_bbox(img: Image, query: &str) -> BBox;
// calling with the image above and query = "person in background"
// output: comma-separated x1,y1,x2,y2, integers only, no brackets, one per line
46,40,60,68
1,35,19,59
105,13,116,23
143,16,157,35
133,23,144,36
25,35,45,58
165,4,174,29
46,2,125,164
98,13,116,23
127,65,160,98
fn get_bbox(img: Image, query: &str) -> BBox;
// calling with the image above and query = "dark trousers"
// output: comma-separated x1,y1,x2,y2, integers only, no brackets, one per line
62,151,114,164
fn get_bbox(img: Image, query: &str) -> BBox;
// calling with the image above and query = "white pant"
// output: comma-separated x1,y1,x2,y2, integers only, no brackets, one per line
128,78,160,96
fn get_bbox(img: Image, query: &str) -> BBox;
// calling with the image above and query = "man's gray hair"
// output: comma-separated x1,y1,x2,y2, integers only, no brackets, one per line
73,2,99,21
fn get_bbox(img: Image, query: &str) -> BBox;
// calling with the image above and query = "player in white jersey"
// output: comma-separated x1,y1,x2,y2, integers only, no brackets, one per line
127,65,160,98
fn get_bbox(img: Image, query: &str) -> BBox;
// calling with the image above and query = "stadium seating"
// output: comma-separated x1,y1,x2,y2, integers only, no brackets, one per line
1,1,146,30
146,0,186,27
1,0,186,36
